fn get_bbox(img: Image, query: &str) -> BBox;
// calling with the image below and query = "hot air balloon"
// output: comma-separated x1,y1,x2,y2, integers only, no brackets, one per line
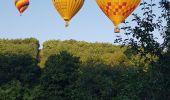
52,0,85,27
96,0,141,33
15,0,30,16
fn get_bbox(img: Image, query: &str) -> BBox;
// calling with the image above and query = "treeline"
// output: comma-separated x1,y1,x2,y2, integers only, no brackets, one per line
39,40,147,68
0,38,39,58
0,38,169,100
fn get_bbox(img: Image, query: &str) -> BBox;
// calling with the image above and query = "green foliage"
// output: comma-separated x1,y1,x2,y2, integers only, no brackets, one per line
39,40,119,68
0,81,43,100
0,38,39,58
146,52,170,100
0,38,41,100
0,54,40,86
72,62,152,100
0,38,40,86
39,51,80,100
0,81,23,100
39,40,144,68
0,38,163,100
0,37,169,99
73,64,117,100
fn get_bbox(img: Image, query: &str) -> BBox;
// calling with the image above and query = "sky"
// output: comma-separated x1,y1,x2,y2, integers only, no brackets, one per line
0,0,163,46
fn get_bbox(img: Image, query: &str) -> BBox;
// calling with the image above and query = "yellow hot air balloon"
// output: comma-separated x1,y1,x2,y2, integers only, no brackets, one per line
96,0,141,33
52,0,85,27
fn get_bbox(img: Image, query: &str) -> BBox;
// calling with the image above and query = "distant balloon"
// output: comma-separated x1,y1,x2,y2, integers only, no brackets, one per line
96,0,141,33
52,0,85,27
15,0,29,16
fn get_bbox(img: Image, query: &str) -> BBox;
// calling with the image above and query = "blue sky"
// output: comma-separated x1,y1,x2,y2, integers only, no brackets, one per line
0,0,163,46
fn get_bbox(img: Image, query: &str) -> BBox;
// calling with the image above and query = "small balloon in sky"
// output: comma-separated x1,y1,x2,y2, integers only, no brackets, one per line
96,0,141,33
15,0,30,16
52,0,85,27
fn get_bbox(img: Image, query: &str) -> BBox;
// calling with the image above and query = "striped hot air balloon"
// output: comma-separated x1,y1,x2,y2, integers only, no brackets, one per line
96,0,141,33
15,0,29,16
52,0,85,27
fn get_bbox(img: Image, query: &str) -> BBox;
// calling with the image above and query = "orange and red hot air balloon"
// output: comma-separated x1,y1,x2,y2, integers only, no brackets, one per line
96,0,141,33
15,0,30,16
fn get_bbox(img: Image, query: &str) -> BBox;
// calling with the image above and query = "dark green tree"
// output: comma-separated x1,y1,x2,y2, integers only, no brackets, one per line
73,64,117,100
40,51,80,100
115,0,170,99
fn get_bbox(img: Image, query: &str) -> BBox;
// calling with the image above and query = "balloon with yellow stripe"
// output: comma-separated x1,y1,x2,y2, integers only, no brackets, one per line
15,0,30,16
96,0,141,33
52,0,85,27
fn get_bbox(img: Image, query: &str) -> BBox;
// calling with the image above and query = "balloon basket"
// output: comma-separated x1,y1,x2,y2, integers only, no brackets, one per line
65,21,69,27
114,26,120,33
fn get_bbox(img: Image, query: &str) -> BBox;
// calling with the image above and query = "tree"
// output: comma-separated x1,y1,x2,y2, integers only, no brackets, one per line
40,51,80,100
115,0,170,99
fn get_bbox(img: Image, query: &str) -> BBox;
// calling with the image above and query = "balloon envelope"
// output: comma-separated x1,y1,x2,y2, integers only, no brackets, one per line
96,0,141,26
52,0,85,27
15,0,29,15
